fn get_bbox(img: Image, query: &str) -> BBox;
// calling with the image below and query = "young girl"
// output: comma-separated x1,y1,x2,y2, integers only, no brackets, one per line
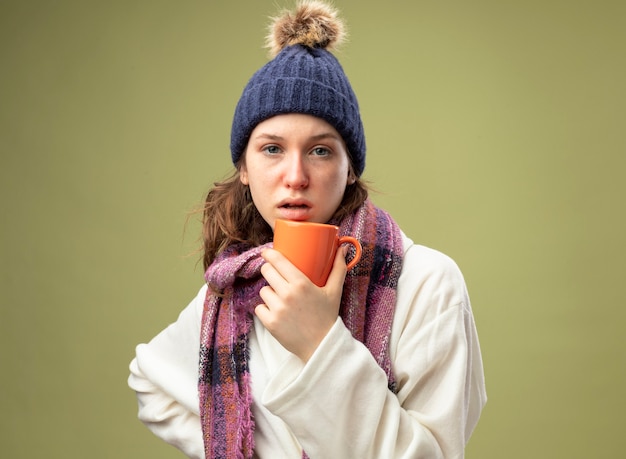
128,2,486,458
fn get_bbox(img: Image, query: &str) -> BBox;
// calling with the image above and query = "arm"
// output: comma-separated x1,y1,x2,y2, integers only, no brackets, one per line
260,243,486,459
127,286,207,459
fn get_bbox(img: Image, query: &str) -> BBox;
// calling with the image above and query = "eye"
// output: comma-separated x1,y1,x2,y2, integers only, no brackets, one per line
310,147,330,157
262,145,281,155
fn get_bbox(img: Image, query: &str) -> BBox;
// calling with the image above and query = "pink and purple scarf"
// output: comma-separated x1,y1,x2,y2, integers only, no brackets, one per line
198,200,403,458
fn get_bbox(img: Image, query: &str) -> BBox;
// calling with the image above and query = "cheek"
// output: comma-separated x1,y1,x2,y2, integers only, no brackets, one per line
330,164,351,190
245,168,274,204
246,168,268,192
325,171,350,202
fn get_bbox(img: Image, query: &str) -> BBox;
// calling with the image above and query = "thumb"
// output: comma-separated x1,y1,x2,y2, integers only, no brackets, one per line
325,245,349,292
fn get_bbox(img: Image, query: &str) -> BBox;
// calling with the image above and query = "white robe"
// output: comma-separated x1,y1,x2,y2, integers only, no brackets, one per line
128,233,487,458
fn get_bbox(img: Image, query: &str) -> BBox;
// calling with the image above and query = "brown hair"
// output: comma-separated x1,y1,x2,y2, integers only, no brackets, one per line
200,161,369,270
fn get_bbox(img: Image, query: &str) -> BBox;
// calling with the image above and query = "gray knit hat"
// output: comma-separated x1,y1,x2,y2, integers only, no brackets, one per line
230,1,366,176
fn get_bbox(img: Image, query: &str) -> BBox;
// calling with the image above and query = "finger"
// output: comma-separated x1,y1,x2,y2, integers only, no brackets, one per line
262,248,310,285
325,245,349,294
258,284,280,309
260,259,289,291
254,303,271,323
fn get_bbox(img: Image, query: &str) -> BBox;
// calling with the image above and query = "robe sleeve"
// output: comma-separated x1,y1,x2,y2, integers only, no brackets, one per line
127,285,207,458
261,242,487,459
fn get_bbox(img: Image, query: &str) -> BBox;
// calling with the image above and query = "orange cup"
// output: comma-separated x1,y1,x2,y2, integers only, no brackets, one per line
273,219,362,287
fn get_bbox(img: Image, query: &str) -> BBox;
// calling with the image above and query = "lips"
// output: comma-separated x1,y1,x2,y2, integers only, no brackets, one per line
278,198,312,209
278,198,313,220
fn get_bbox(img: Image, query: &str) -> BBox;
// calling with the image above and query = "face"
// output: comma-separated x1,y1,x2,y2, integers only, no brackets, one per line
239,113,355,230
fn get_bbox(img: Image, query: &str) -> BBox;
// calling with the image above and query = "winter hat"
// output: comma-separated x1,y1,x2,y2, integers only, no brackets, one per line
230,0,366,176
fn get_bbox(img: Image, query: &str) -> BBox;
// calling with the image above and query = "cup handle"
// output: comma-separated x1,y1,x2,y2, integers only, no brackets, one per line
338,236,362,271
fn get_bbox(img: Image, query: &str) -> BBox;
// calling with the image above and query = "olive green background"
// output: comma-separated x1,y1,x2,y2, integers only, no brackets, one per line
1,0,624,457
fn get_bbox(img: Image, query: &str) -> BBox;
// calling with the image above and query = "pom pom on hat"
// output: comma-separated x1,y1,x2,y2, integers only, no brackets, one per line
265,0,345,57
230,0,366,176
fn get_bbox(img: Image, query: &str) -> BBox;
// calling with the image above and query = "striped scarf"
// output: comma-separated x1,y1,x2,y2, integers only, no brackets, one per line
198,200,404,458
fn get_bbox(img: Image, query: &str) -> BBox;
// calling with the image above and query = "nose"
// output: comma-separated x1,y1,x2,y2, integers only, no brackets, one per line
283,153,309,189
